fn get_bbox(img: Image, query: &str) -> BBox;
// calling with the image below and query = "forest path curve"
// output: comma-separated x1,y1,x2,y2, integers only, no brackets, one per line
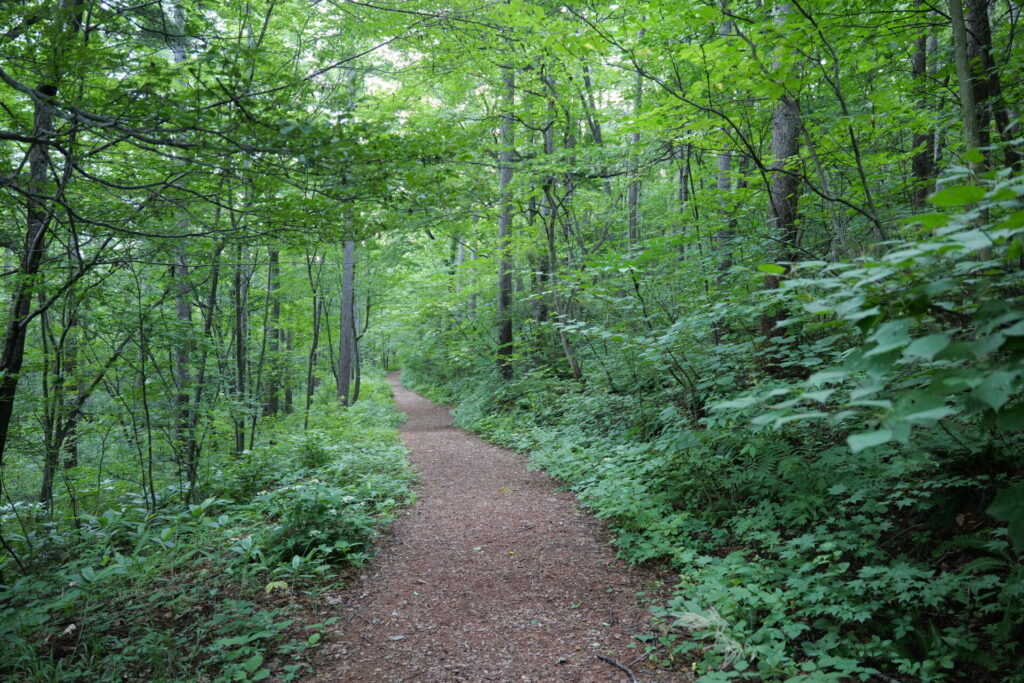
311,374,688,682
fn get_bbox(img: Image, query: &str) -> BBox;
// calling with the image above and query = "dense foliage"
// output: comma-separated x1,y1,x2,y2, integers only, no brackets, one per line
3,0,1023,680
403,183,1024,679
0,376,414,681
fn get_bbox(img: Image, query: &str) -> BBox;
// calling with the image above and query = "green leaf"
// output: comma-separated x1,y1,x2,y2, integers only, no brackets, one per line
900,405,956,422
1002,320,1024,336
929,185,986,207
847,429,893,452
987,483,1024,553
972,371,1016,411
903,334,950,361
996,404,1024,432
900,212,949,229
694,5,719,21
242,653,264,673
757,263,786,275
963,148,985,164
1007,238,1023,261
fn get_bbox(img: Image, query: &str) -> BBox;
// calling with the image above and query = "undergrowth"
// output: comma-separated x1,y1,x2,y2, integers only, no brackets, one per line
402,178,1024,681
0,376,414,681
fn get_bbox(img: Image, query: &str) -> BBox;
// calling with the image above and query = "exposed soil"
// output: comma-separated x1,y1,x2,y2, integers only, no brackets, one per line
309,375,690,682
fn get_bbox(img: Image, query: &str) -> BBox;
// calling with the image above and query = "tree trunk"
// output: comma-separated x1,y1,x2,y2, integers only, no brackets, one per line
675,142,691,253
264,249,280,415
964,0,1020,169
232,243,248,455
949,0,983,168
0,85,56,467
284,329,294,414
541,76,583,381
337,240,355,404
911,3,935,208
627,30,646,245
496,65,515,379
761,4,802,361
305,296,321,429
172,245,196,501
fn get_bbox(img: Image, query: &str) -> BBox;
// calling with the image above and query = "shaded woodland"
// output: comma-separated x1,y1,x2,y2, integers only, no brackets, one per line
1,0,1023,679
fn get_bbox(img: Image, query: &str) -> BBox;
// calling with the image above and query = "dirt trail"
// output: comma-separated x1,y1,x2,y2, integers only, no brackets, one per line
311,375,688,682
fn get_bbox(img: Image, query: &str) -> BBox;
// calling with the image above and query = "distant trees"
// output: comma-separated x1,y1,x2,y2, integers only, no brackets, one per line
0,0,433,525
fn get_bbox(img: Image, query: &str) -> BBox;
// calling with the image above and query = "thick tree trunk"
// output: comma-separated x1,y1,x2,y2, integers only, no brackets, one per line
949,0,983,167
761,4,802,364
768,98,801,266
964,0,1020,169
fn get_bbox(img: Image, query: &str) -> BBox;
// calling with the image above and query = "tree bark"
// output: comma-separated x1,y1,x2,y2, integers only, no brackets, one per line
0,85,56,467
496,65,515,379
232,243,248,455
761,4,802,359
949,0,983,168
337,239,355,404
264,249,280,415
911,3,935,208
964,0,1020,169
627,30,645,245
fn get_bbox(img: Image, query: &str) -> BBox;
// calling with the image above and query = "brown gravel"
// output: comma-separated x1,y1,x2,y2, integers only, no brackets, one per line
309,375,691,682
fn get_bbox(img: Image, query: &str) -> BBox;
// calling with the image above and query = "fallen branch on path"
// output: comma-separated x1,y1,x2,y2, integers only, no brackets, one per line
596,654,638,682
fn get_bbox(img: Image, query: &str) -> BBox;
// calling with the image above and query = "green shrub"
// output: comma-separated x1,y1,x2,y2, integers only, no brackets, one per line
0,376,413,681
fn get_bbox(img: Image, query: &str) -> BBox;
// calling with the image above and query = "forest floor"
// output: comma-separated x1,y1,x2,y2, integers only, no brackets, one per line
307,374,691,682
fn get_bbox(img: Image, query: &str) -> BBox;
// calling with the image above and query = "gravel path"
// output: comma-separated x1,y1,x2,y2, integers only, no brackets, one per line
311,375,688,682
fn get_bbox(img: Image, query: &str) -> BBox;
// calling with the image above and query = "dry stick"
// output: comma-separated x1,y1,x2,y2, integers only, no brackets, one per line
596,654,639,683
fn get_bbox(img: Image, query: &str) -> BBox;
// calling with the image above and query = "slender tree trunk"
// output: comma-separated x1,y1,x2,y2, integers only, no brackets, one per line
264,249,280,415
304,250,323,429
0,85,56,467
38,305,58,508
232,243,248,455
802,122,848,259
540,76,583,381
714,13,735,283
716,148,733,280
284,329,293,414
627,30,646,245
172,245,196,501
184,241,223,497
337,240,355,404
911,3,935,208
305,296,321,430
496,65,515,379
675,142,691,253
352,297,361,405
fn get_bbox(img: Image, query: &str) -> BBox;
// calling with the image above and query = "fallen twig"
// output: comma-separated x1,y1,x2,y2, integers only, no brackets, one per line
596,654,639,683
